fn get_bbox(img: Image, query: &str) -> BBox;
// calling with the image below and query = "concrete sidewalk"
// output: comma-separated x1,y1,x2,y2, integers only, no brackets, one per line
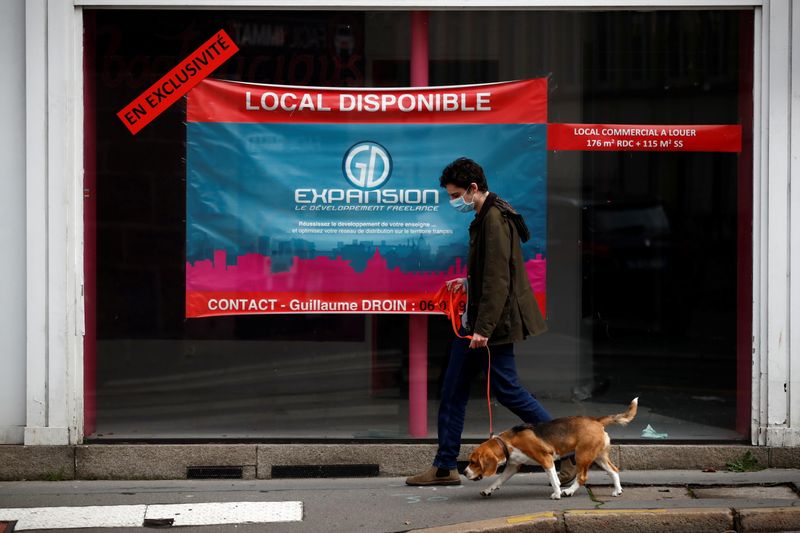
0,469,799,532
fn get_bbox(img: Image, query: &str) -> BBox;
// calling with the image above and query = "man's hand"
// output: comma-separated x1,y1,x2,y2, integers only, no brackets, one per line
469,333,489,349
446,277,467,294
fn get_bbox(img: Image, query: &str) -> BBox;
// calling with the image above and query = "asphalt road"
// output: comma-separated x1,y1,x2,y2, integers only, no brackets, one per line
1,469,799,532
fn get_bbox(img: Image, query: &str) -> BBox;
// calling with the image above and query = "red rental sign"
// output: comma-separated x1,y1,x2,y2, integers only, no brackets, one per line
186,78,548,124
117,30,239,135
548,123,742,152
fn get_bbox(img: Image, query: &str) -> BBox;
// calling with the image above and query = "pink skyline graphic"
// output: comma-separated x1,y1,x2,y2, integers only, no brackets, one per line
186,248,547,294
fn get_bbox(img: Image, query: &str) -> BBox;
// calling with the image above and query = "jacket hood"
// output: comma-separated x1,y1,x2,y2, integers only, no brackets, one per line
470,192,531,243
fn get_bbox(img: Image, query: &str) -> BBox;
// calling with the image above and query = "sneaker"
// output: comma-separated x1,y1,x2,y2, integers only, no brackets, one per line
405,466,461,486
558,457,577,484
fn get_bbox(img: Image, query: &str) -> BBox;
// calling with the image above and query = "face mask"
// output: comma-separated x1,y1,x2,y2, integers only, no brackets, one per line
450,189,475,213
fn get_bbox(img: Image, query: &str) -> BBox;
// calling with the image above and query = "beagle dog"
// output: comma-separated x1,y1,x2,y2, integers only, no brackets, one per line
464,398,638,500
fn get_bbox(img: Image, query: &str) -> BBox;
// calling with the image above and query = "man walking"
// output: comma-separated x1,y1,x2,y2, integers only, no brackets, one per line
406,157,575,486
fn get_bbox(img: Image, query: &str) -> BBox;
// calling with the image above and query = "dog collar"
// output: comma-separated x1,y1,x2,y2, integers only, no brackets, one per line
493,436,511,462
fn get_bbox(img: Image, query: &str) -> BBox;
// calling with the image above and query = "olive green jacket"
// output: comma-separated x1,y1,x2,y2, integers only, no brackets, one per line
465,193,548,344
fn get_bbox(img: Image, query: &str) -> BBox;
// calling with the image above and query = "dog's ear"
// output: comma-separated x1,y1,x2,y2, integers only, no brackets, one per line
479,451,499,477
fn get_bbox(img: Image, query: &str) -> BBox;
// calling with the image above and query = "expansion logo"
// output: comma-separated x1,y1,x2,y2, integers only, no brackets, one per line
293,140,438,211
342,141,392,190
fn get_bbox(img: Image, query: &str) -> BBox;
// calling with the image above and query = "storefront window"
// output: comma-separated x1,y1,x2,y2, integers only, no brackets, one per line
85,9,752,441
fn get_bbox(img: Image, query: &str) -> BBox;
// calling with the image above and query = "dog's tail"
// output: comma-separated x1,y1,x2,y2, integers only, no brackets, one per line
597,397,638,427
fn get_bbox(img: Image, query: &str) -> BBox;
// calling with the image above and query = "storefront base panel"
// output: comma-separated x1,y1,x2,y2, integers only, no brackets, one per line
0,445,75,481
0,444,797,481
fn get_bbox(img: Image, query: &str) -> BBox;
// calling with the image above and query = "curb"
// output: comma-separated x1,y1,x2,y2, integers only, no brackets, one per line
411,506,800,533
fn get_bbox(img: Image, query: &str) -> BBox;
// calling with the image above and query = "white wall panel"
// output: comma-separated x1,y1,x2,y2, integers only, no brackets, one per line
0,0,27,444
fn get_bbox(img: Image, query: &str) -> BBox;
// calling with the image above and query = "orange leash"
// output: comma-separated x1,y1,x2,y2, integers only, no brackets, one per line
485,345,493,437
432,284,495,438
458,335,494,438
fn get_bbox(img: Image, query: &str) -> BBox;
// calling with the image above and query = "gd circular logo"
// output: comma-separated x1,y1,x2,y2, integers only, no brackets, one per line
343,141,392,189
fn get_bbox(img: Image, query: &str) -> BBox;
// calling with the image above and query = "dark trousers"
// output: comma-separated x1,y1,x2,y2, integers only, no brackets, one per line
432,337,552,469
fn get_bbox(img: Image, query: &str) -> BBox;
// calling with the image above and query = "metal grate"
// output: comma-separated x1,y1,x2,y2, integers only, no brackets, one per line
186,466,244,479
271,464,379,478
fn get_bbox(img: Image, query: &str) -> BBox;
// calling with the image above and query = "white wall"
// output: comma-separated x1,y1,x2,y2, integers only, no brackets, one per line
23,0,83,446
0,0,28,444
754,0,800,447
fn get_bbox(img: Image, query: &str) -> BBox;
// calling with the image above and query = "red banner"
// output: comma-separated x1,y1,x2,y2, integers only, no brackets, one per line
548,124,742,152
186,78,548,124
117,30,239,134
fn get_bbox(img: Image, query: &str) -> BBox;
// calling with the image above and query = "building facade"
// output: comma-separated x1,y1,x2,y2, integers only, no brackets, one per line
0,0,798,448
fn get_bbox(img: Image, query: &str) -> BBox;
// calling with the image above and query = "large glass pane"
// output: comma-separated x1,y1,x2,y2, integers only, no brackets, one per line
86,9,751,441
425,10,751,441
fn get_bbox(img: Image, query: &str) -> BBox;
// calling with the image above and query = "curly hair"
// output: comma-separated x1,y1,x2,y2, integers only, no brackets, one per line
439,157,489,192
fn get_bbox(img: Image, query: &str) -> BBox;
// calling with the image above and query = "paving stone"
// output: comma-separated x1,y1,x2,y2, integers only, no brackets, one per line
692,485,798,500
412,511,560,532
589,485,693,502
564,507,733,533
738,506,800,532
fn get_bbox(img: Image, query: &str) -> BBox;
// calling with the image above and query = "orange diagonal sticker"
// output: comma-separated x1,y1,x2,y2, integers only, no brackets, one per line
117,29,239,135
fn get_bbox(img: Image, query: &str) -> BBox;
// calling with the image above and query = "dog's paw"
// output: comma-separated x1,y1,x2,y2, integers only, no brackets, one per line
612,489,623,497
480,490,492,498
561,488,576,497
549,492,562,500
